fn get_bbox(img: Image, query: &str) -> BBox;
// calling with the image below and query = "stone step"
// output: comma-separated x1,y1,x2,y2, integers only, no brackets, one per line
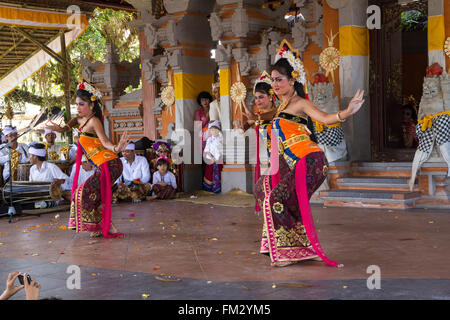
351,163,413,178
336,177,419,191
319,189,422,210
320,189,421,200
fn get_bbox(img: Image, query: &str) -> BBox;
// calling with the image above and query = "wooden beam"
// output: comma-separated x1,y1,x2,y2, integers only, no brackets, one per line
0,33,29,60
10,26,65,64
60,31,73,144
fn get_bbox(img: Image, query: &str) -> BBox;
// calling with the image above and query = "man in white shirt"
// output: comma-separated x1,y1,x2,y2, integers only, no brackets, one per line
44,128,62,161
0,126,29,182
63,155,95,191
209,82,221,122
112,142,151,203
28,143,69,208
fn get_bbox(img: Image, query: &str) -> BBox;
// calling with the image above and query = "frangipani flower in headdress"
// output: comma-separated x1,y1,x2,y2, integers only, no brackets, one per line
253,71,272,95
77,79,103,102
274,39,307,86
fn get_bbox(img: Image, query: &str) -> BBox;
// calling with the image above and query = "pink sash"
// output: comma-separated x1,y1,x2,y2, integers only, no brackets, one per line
295,157,338,267
254,125,261,212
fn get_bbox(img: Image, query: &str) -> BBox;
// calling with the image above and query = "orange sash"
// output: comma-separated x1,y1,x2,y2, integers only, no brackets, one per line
79,133,117,167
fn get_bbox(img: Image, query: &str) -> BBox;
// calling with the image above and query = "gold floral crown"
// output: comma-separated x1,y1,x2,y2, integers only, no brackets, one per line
77,79,103,102
275,39,307,85
253,71,272,95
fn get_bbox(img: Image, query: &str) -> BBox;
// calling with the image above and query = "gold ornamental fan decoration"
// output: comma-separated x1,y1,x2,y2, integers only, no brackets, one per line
319,30,340,83
230,63,247,115
445,37,450,58
161,70,175,116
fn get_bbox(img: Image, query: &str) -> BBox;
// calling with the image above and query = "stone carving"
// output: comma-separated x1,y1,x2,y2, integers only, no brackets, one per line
232,48,252,76
166,20,178,46
231,1,249,38
155,55,169,83
255,42,270,73
215,44,233,68
210,12,223,42
168,49,183,73
309,80,339,114
440,71,450,110
82,64,94,82
142,59,155,82
144,23,159,49
417,77,444,120
267,30,283,64
165,122,176,141
292,19,309,53
410,72,450,190
309,76,347,163
152,97,164,114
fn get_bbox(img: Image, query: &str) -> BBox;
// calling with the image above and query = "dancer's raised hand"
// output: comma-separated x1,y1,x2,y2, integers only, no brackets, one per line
346,89,365,116
116,131,130,153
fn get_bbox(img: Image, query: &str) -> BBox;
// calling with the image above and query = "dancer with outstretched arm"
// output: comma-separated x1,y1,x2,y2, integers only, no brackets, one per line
46,80,130,238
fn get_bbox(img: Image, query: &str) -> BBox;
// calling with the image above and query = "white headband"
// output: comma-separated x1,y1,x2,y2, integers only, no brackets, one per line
29,147,46,157
125,143,135,151
208,120,221,130
44,128,56,136
82,155,87,162
3,126,17,136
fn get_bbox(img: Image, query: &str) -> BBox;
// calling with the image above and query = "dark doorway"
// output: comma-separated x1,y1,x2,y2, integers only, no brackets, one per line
369,0,428,161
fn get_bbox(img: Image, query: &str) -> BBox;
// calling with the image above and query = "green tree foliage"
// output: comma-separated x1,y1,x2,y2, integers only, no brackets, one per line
401,10,428,32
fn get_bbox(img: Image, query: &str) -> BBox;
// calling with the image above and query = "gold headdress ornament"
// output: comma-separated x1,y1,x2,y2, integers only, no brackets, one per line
253,71,272,95
77,79,103,102
274,39,307,85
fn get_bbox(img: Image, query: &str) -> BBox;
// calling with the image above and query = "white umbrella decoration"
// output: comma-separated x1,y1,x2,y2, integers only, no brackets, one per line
161,70,175,116
319,30,340,83
230,63,247,115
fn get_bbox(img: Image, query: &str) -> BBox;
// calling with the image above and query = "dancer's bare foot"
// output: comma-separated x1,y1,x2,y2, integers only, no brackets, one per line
271,261,298,267
90,231,102,238
109,222,119,234
146,195,158,201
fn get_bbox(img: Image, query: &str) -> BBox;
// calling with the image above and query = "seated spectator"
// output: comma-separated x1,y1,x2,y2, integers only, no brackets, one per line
63,155,95,190
113,142,151,203
43,129,62,161
0,126,29,182
149,156,177,200
28,143,69,208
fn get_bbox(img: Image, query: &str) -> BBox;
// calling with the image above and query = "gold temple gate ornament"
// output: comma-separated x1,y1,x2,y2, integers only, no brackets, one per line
230,62,247,116
319,30,340,83
161,69,175,116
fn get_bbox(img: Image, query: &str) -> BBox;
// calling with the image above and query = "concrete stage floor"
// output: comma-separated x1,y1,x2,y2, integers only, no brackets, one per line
0,199,449,300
